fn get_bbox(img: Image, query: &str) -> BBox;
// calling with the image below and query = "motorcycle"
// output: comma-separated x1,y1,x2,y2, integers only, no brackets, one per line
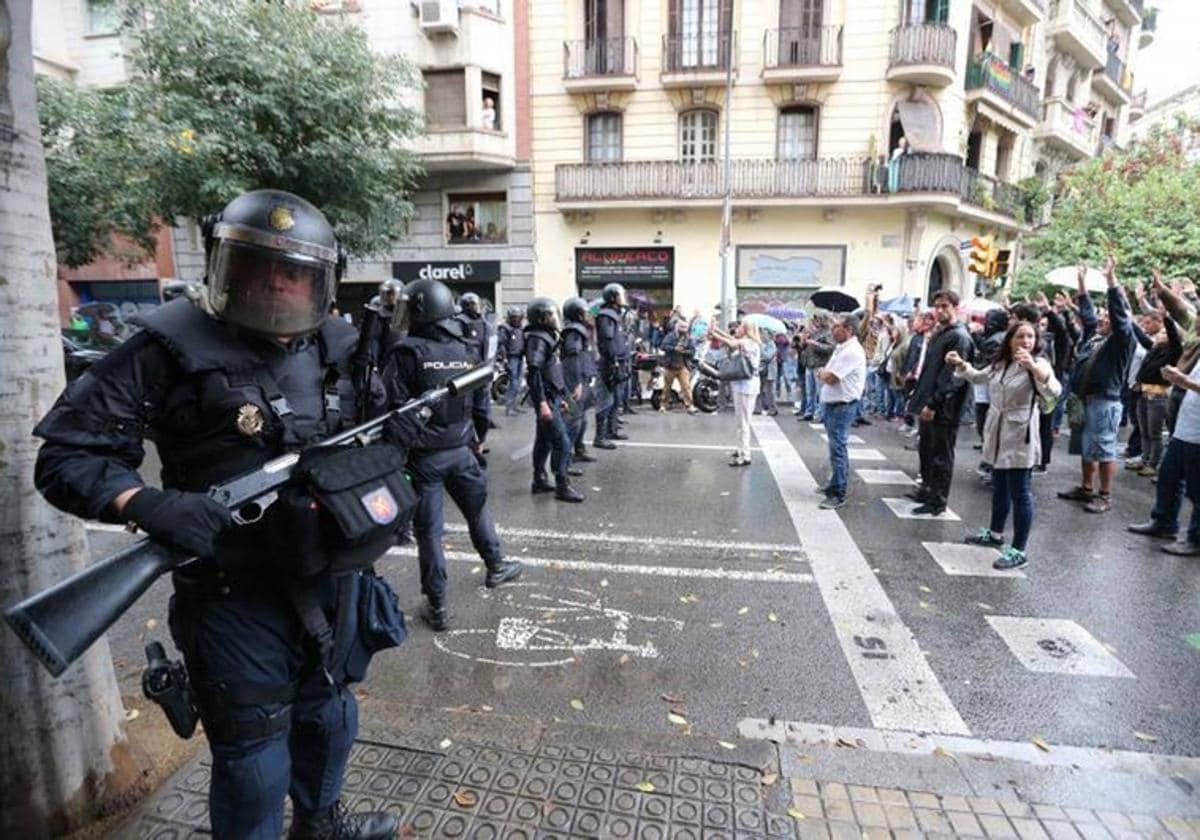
635,348,719,413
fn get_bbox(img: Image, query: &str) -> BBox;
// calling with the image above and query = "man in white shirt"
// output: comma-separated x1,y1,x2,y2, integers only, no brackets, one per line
817,313,867,510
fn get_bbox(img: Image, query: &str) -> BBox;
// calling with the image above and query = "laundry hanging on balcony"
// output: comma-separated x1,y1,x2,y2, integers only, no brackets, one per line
895,97,942,152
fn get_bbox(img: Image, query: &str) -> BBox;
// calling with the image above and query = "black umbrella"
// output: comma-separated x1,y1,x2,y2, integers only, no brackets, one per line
809,287,859,313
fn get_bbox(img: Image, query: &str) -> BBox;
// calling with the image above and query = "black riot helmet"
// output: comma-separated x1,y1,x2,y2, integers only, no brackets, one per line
395,278,457,334
526,297,561,334
563,297,589,324
505,304,523,326
459,292,483,319
203,189,344,338
601,282,626,309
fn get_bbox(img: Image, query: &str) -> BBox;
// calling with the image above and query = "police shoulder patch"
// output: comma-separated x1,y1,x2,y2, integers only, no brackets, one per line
361,485,399,525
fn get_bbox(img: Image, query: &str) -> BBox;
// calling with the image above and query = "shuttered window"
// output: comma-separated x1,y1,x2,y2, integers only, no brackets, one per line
587,113,623,162
778,107,818,160
424,70,467,128
679,110,718,163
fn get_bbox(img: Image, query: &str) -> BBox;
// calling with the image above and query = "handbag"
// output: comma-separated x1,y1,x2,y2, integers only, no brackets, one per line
716,351,754,381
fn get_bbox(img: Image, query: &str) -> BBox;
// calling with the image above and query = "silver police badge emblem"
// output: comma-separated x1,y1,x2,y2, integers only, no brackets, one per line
235,404,265,437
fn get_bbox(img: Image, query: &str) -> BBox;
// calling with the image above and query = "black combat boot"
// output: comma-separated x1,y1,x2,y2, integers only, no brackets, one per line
573,449,597,463
486,559,522,588
531,474,555,493
555,481,585,503
592,438,617,450
423,598,448,632
289,801,397,840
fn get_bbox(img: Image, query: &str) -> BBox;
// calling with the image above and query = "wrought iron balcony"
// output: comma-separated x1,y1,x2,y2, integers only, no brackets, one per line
1047,0,1107,69
554,155,1028,225
563,38,639,91
1139,7,1157,48
886,24,957,87
1033,97,1098,160
1094,51,1132,102
965,54,1041,123
762,26,842,82
661,31,735,80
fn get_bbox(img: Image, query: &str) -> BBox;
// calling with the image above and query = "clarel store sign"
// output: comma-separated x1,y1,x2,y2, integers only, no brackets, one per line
391,260,502,285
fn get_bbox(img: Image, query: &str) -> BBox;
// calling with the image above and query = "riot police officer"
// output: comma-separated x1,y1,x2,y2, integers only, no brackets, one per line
594,282,631,449
560,297,598,464
455,292,493,438
33,190,401,839
496,305,526,416
384,279,521,630
525,298,584,503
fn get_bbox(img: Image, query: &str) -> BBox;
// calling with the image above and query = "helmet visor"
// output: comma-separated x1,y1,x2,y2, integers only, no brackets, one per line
208,240,334,337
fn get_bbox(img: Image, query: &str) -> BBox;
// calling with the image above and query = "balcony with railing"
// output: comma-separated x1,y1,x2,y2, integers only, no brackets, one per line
563,37,639,92
1130,89,1148,120
761,25,843,83
1047,0,1107,69
1104,0,1142,27
554,155,1028,227
965,54,1041,126
661,31,736,86
996,0,1046,26
1093,51,1132,102
1033,96,1098,159
886,24,957,87
1139,7,1157,48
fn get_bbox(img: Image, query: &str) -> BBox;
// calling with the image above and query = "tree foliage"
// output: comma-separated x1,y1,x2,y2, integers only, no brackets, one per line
40,0,423,265
1014,119,1200,297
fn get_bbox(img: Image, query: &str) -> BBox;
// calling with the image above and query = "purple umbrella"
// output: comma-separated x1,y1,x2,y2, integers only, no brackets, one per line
767,305,807,320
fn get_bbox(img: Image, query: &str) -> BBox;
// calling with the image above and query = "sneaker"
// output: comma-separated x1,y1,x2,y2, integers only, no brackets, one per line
992,546,1028,570
911,503,946,516
687,407,699,415
728,456,751,467
815,485,833,496
1124,458,1144,470
1138,464,1158,477
1162,541,1200,556
1084,494,1113,513
592,439,617,450
1057,486,1095,502
819,496,846,510
1127,520,1178,538
965,528,1003,548
1033,464,1047,474
288,801,398,840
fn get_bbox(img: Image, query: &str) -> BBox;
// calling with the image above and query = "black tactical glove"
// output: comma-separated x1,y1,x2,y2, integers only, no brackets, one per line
123,488,233,559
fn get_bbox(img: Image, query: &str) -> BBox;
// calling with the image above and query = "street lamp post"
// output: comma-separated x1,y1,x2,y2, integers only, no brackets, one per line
718,24,734,324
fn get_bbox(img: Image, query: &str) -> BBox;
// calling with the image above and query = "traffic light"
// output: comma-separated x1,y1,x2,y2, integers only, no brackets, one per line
968,235,999,279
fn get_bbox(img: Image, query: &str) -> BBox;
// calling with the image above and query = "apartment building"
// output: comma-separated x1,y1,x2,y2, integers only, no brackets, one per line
527,0,1150,313
32,0,536,320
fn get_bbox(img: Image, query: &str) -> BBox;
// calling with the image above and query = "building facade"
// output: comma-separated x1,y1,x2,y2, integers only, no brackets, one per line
527,0,1151,313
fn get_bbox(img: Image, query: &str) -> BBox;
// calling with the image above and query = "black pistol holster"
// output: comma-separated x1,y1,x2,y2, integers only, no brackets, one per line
143,640,199,739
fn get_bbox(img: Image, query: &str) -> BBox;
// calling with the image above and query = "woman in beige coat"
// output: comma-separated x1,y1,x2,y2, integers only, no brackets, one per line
946,320,1061,570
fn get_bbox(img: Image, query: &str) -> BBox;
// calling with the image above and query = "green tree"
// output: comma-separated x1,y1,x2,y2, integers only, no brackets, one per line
42,0,423,265
1014,120,1200,297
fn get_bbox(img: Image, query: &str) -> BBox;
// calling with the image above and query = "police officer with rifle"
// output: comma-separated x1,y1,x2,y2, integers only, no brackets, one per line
383,280,521,633
560,297,598,465
29,190,410,839
496,305,526,416
455,291,493,443
594,282,631,450
525,298,585,503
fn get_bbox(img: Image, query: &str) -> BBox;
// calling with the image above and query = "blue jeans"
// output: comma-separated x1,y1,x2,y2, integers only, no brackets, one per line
989,468,1034,551
886,386,905,418
823,400,857,499
504,356,523,411
1150,438,1200,542
804,369,823,419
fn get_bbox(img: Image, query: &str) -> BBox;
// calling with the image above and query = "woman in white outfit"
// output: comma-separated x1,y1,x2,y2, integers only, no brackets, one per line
710,321,762,466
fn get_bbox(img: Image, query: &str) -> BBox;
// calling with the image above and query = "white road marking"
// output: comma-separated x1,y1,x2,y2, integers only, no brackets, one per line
855,469,917,486
509,442,534,461
820,433,865,444
614,441,761,452
848,448,888,461
922,541,1025,578
386,547,814,584
737,719,1200,778
986,616,1135,679
85,523,132,534
751,417,970,735
882,497,962,522
442,523,806,557
808,423,824,430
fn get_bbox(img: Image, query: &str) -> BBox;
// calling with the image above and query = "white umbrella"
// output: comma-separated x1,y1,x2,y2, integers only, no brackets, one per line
965,297,1003,315
1044,266,1108,293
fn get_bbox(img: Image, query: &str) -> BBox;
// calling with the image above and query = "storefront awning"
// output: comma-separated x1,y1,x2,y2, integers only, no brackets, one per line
896,97,943,152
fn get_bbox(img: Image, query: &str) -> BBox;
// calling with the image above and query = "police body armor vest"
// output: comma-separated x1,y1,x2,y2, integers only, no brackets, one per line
597,307,629,359
393,334,475,451
499,323,524,358
525,328,567,395
455,313,487,363
560,322,595,386
133,299,359,493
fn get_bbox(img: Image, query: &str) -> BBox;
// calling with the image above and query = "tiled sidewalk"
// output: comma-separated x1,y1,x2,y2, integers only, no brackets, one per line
787,779,1200,840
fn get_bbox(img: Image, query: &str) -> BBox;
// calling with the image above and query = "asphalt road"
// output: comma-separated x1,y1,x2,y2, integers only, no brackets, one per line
84,401,1200,770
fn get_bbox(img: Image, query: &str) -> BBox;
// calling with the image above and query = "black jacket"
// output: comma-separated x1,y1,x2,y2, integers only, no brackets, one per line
912,321,973,423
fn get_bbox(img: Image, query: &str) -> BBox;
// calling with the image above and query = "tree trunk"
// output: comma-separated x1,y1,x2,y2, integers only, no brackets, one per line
0,1,138,833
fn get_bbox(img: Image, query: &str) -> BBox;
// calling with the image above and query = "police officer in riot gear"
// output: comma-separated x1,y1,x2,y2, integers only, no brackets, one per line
496,305,526,416
594,282,631,449
385,279,521,630
560,297,598,464
525,297,584,503
455,291,493,441
33,190,402,839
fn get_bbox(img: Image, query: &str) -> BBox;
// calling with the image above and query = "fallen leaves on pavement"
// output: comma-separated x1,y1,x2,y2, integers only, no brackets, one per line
1031,736,1052,752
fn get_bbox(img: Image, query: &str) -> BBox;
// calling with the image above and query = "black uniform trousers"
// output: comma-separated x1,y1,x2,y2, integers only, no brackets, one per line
409,446,503,601
533,399,573,483
918,418,960,509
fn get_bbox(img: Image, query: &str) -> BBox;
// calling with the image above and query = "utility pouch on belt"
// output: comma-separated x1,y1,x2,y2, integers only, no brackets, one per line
279,445,418,576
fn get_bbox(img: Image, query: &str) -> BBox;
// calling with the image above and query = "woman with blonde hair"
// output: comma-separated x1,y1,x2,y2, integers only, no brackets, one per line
710,321,762,466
